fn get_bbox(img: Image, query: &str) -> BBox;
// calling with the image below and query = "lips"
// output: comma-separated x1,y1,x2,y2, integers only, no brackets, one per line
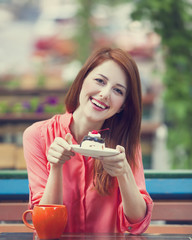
90,97,109,110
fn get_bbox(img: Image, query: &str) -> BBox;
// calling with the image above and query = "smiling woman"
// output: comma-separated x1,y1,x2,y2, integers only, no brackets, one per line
23,47,153,234
72,60,127,125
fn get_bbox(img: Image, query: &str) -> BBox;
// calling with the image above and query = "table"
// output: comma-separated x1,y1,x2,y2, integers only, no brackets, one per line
0,233,191,240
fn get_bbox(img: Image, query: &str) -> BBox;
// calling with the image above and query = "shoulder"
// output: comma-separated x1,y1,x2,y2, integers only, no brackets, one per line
22,119,48,150
23,114,62,139
23,112,72,145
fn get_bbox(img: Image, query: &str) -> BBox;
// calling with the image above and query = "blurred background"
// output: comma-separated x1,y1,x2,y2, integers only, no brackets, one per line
0,0,191,171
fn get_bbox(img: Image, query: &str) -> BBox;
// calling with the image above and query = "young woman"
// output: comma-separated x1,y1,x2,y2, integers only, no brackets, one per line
23,47,153,234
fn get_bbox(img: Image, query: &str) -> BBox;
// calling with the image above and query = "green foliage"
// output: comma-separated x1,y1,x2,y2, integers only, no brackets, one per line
75,0,122,63
37,73,46,88
75,0,93,63
0,97,64,115
0,101,9,114
0,77,20,89
44,104,64,114
6,78,20,89
131,0,192,169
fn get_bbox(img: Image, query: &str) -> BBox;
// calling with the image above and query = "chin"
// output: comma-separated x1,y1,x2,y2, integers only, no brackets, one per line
84,112,104,123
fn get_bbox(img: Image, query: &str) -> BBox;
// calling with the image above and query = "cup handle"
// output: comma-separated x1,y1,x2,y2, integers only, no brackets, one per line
22,210,35,230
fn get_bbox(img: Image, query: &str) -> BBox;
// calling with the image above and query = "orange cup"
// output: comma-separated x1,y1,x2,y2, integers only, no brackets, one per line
22,204,68,239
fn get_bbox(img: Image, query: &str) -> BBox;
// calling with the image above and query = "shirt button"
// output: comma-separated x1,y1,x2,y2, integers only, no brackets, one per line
128,226,132,230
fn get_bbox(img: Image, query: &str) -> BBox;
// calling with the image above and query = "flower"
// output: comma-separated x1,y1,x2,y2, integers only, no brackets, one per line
45,96,58,105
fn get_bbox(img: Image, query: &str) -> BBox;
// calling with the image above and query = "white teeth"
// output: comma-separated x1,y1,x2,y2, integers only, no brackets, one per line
91,99,106,109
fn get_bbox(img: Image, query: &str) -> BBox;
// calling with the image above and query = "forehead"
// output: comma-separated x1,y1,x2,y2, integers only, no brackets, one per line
89,60,127,85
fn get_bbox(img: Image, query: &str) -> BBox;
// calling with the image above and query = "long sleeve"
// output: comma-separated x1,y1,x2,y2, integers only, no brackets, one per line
118,148,153,234
23,122,49,208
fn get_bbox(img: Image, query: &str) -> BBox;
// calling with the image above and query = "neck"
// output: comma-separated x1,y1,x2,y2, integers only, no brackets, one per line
71,112,103,144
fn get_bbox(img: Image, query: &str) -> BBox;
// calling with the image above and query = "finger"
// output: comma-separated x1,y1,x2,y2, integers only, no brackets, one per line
51,141,75,157
99,155,122,164
65,133,73,145
49,143,65,154
102,161,123,170
54,137,71,151
47,155,62,164
116,145,125,153
48,148,74,160
48,155,71,165
104,163,123,176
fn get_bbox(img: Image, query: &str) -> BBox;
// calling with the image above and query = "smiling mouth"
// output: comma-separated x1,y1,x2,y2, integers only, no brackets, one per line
90,97,109,110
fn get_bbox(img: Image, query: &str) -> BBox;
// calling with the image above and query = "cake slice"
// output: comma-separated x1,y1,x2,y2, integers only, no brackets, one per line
80,130,105,150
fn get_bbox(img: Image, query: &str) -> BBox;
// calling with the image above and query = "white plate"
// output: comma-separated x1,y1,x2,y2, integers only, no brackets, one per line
71,145,119,158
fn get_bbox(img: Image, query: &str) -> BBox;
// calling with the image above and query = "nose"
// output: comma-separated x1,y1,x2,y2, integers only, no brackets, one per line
99,86,110,100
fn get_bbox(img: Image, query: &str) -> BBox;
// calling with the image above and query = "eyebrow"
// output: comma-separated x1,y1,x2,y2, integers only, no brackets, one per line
98,74,127,90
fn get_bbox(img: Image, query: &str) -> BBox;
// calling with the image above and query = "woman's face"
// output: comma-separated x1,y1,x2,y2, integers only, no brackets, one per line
76,60,127,125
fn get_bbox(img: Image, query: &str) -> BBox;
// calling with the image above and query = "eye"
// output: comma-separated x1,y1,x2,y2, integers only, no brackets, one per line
113,87,123,96
94,78,105,85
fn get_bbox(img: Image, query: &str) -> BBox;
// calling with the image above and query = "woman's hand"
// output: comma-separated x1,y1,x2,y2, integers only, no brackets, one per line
99,145,130,177
47,133,75,166
100,146,147,223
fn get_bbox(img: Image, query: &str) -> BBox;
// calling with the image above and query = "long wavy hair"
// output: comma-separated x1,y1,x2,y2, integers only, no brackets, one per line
65,47,142,195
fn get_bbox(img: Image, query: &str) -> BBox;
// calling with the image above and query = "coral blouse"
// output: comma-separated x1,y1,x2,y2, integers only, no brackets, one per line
23,112,153,234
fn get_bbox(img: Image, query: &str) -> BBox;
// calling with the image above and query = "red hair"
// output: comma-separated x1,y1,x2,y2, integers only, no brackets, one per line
65,47,142,195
